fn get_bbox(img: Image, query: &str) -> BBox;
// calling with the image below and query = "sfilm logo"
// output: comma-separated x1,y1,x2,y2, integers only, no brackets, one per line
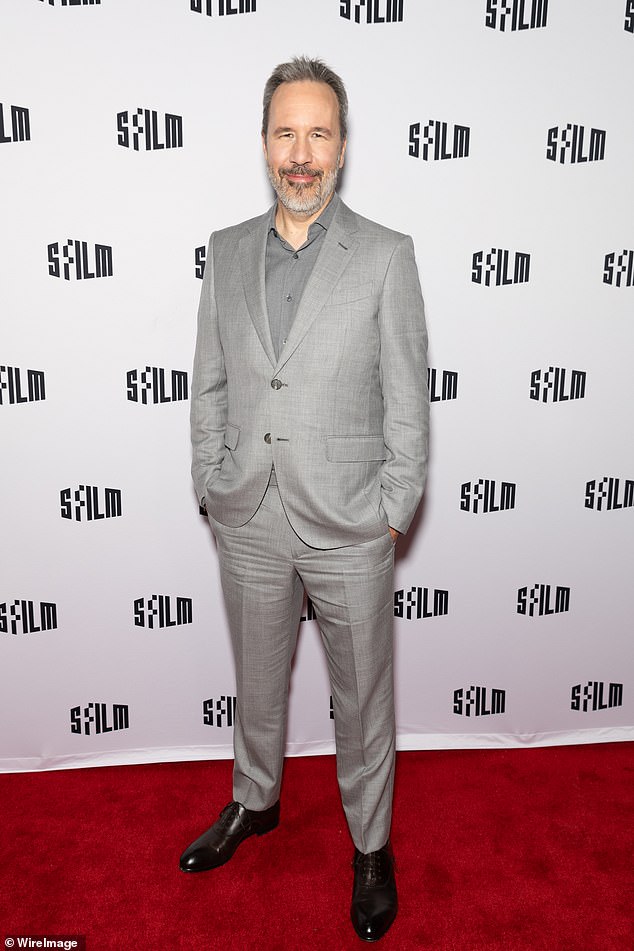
546,125,606,164
127,368,188,404
134,595,193,629
0,366,45,405
571,681,623,712
604,250,634,287
394,587,448,620
117,109,183,151
48,239,113,280
461,479,516,514
0,600,57,635
0,103,30,143
409,121,470,161
203,695,237,726
453,686,506,717
585,477,633,511
485,0,548,31
340,0,404,23
625,0,634,33
472,248,530,286
428,368,458,403
191,0,256,14
70,702,129,735
60,486,122,521
517,584,570,617
529,367,586,403
195,245,206,279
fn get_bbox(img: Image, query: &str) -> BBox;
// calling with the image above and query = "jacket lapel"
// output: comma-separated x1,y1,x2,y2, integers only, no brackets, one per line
274,200,360,372
239,211,276,368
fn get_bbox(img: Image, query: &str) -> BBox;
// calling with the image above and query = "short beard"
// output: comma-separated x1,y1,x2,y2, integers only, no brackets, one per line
266,161,340,218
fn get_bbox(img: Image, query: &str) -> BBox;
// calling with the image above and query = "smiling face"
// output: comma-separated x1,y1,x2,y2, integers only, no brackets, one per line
262,80,346,218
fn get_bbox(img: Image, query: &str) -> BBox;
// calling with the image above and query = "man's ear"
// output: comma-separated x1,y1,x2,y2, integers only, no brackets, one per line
339,137,347,169
262,131,268,160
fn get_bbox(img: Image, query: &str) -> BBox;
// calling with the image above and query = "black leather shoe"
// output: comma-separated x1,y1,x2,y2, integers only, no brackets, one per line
179,800,279,872
350,844,397,942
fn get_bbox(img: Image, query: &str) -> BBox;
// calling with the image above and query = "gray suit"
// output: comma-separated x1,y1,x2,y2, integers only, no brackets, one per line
191,197,429,852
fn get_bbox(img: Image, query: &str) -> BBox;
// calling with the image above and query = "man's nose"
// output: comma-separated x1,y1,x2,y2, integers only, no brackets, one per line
289,136,312,166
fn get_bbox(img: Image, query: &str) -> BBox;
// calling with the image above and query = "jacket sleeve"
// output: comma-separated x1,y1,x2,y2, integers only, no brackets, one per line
378,234,430,533
190,232,228,506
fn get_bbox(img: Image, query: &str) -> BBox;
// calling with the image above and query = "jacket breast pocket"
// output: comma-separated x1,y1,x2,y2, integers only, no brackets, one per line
326,435,387,462
327,282,376,306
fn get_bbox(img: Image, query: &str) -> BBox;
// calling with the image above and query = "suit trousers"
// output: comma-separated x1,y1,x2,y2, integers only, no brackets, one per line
209,475,396,854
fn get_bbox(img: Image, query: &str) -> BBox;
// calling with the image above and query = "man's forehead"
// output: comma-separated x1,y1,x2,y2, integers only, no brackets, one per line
270,80,338,110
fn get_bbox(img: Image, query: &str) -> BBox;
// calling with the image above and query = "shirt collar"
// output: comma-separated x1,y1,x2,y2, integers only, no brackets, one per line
268,192,340,237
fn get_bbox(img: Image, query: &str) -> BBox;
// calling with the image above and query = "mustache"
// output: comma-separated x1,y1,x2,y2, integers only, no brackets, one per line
280,165,323,179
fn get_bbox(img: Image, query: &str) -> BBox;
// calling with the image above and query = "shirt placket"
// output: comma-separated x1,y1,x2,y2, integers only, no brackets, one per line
279,244,300,353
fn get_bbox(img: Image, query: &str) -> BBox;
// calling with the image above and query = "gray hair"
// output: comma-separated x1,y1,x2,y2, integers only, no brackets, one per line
262,56,348,142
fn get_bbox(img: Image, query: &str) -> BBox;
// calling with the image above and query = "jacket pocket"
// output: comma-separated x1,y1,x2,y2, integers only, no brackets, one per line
327,282,376,305
326,435,387,462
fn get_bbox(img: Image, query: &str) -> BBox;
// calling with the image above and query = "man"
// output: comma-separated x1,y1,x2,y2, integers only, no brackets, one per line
182,56,429,942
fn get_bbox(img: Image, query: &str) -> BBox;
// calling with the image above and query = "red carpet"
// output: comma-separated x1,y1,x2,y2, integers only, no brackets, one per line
1,745,632,950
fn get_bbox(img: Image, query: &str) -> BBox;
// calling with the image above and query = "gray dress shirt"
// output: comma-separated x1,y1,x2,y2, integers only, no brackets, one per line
265,193,340,361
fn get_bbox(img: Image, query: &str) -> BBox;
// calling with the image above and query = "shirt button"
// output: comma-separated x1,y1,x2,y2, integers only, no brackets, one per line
271,379,283,390
286,294,292,302
264,433,271,444
293,252,299,259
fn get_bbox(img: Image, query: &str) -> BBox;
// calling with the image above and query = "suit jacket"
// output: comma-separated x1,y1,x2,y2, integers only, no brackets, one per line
190,197,429,549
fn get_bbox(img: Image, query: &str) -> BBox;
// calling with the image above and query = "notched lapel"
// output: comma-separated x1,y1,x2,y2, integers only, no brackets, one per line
274,214,360,371
239,218,276,368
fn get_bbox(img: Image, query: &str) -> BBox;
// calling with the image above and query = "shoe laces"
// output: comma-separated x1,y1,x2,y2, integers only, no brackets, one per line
355,849,390,887
217,801,242,829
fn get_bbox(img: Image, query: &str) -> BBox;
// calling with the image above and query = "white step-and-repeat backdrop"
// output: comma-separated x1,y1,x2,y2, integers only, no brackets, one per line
2,0,633,772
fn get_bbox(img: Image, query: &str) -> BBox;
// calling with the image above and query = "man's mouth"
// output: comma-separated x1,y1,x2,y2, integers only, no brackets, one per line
282,168,322,184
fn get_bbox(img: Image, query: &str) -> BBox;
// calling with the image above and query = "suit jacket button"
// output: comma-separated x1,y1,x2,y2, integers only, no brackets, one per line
271,378,283,390
264,433,272,444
